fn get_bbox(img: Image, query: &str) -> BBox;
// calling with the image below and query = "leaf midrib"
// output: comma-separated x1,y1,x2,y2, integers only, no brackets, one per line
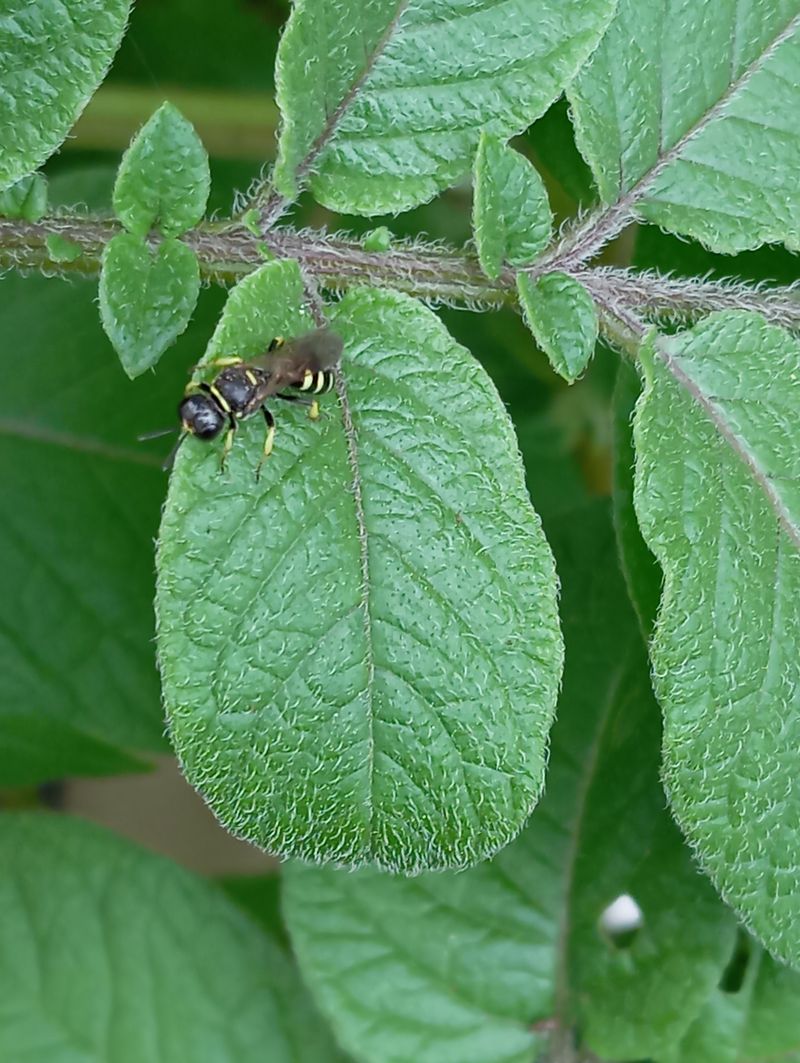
553,645,635,1024
335,370,377,854
295,0,411,185
656,340,800,553
556,8,800,270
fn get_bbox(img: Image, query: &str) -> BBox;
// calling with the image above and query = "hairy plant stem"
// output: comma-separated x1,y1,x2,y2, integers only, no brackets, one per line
2,214,799,342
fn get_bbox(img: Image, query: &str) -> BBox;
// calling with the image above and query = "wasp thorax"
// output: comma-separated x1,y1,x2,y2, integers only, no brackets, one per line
179,393,225,440
214,366,263,411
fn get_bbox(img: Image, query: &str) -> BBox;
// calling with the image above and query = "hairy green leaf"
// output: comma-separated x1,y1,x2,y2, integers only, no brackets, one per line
612,360,661,640
283,500,734,1063
156,259,562,872
0,0,131,190
569,0,800,252
113,102,210,237
273,0,617,215
0,173,47,221
473,133,552,278
99,233,201,378
517,271,598,382
0,814,343,1063
634,312,800,966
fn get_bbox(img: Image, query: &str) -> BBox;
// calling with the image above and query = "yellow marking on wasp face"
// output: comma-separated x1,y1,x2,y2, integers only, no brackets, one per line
209,386,231,413
309,400,320,421
245,370,259,386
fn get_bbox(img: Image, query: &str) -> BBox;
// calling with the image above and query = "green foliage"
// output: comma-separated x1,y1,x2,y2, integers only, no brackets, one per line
569,0,800,252
5,0,800,1059
112,102,211,238
517,272,598,382
273,0,617,214
157,260,562,872
634,314,800,966
0,174,47,221
473,133,552,278
0,814,344,1063
0,0,132,190
98,103,208,374
99,233,201,377
44,233,83,263
283,499,735,1063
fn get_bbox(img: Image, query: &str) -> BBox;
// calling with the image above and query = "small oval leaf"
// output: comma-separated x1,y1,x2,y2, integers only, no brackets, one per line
156,260,563,872
473,133,552,278
518,271,598,382
0,0,132,190
113,101,210,237
0,813,343,1063
99,232,201,378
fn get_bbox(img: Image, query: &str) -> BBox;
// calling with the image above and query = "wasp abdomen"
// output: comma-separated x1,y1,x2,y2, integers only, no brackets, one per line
298,370,335,395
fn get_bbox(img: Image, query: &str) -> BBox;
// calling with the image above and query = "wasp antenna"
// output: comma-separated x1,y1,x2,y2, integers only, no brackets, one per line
162,431,188,471
138,426,177,442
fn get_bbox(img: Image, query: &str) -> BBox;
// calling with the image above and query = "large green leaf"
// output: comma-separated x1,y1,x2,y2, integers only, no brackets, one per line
633,312,800,966
283,499,735,1063
472,133,552,278
0,813,343,1063
156,259,562,872
273,0,617,215
569,0,800,252
0,0,132,190
99,233,201,378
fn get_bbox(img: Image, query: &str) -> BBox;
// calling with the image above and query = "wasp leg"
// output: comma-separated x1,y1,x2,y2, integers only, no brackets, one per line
255,406,276,481
204,355,245,370
276,392,320,420
220,414,238,473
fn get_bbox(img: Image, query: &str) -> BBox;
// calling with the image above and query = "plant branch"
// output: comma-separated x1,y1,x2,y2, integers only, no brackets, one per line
537,10,800,275
2,215,800,339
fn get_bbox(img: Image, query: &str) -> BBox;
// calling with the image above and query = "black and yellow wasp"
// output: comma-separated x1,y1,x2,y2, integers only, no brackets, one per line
173,328,343,474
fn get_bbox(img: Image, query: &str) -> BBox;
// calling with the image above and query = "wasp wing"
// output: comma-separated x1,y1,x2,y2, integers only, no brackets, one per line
251,328,344,397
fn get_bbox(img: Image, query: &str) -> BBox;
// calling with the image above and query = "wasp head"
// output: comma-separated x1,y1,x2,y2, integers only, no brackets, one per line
178,392,226,440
